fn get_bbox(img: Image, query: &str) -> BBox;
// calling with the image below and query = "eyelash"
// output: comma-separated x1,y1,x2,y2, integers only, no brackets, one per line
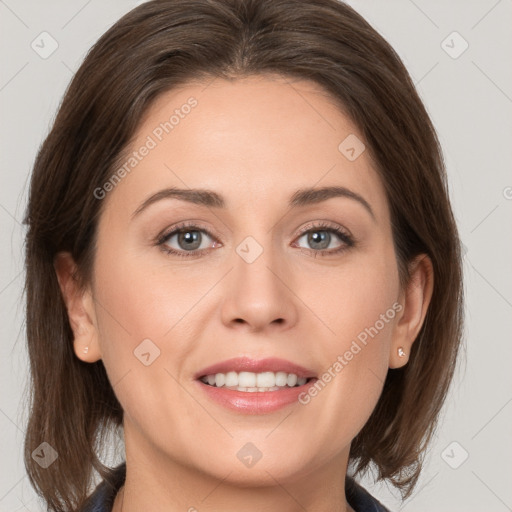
155,220,355,259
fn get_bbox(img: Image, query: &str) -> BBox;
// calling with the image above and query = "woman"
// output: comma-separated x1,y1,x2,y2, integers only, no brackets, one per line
23,1,463,511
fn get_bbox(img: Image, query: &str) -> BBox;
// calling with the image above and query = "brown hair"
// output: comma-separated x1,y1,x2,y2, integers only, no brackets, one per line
23,0,463,510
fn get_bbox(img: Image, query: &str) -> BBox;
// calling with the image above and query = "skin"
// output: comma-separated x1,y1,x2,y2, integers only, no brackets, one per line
55,74,433,512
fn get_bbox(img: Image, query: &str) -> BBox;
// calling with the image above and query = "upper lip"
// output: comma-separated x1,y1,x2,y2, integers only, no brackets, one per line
194,356,317,380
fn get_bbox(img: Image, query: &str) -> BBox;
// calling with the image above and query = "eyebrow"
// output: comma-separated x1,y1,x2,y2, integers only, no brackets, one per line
131,185,375,220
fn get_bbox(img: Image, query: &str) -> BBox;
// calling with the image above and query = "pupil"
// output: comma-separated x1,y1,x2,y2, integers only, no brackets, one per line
179,230,201,250
309,231,330,250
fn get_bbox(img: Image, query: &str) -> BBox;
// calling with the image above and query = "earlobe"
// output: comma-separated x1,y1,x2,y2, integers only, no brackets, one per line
389,254,434,369
54,252,102,363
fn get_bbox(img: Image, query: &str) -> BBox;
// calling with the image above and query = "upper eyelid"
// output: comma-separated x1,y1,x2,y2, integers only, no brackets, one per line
157,222,217,243
296,220,352,237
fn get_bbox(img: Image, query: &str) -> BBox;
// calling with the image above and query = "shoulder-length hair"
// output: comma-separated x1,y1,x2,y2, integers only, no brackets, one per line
23,0,463,510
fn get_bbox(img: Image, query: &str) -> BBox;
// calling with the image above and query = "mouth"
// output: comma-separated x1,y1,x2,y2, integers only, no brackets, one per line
198,371,316,392
194,357,318,413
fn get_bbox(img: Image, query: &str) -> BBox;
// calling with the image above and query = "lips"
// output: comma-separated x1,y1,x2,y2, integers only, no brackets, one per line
194,356,317,380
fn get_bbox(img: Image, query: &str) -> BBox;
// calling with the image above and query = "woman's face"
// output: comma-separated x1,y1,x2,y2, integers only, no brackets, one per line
74,75,412,486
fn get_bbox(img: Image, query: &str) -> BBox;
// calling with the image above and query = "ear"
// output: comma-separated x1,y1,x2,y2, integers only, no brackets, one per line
389,254,434,369
54,252,102,363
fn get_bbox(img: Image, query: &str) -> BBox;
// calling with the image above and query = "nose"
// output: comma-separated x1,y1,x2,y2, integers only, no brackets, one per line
220,240,299,334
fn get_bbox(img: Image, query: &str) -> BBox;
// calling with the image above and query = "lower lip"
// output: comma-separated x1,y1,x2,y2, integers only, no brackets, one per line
195,379,317,414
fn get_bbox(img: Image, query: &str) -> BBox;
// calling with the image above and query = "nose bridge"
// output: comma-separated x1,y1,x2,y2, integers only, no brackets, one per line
220,231,297,331
234,232,283,298
234,234,282,294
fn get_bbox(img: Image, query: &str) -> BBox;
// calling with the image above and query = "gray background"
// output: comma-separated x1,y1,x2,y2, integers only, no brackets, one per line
1,1,511,511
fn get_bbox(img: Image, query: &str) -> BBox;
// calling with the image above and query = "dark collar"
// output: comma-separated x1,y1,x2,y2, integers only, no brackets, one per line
81,462,391,512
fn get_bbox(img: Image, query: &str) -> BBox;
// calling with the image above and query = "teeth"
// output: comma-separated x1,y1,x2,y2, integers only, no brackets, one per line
257,371,275,387
214,373,225,387
239,371,256,387
200,371,310,390
275,371,288,386
225,371,238,387
287,373,298,387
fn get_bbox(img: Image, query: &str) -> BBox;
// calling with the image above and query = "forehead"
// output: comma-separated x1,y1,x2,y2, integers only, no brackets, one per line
102,74,389,221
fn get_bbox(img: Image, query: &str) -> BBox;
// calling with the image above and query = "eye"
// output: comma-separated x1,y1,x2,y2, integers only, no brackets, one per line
293,222,355,256
156,222,218,258
155,221,355,259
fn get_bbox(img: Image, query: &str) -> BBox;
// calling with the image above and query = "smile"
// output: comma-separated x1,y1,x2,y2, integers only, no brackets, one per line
199,371,312,392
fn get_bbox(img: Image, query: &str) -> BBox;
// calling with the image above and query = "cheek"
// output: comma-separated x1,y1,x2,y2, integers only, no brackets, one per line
268,257,400,471
93,249,199,340
298,246,400,353
89,245,201,396
295,314,397,463
295,247,399,417
90,253,198,432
